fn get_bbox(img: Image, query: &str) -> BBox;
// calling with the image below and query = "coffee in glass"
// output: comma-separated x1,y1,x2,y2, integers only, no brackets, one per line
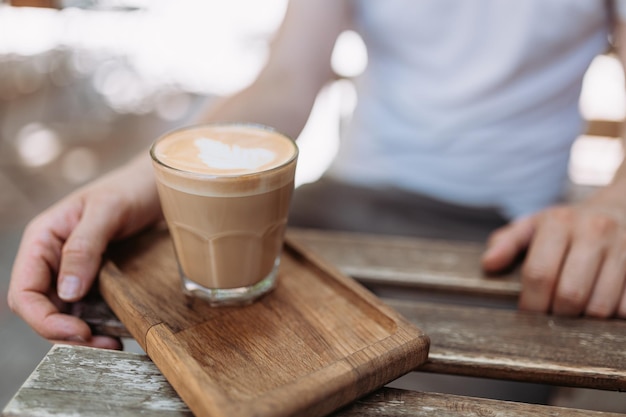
150,123,298,306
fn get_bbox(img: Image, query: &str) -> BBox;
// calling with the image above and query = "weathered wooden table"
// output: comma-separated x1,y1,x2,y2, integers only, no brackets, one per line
3,228,626,417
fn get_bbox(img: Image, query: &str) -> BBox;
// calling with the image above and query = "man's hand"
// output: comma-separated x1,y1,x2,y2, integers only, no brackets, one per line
7,155,162,347
482,194,626,319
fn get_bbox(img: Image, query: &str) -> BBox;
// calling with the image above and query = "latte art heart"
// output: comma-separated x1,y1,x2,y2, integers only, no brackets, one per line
195,138,275,171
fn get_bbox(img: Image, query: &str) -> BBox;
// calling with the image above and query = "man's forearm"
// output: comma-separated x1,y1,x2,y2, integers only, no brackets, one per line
196,74,320,141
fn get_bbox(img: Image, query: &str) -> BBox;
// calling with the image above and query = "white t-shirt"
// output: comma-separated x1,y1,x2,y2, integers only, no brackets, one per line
328,0,612,219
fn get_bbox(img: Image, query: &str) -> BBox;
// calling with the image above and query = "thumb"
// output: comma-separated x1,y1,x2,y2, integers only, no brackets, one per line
481,215,536,273
57,197,125,302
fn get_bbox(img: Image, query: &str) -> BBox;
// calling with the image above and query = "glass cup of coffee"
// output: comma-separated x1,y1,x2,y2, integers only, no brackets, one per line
150,123,298,306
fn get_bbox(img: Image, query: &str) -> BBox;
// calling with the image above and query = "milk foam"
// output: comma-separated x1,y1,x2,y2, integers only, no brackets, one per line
152,124,298,197
195,137,275,171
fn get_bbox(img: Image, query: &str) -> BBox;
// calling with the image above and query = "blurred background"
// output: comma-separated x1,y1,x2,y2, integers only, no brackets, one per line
0,0,624,410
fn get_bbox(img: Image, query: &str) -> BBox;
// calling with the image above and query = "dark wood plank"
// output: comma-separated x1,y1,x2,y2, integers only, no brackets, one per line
285,228,626,391
76,292,626,392
334,388,626,417
287,228,522,298
5,345,626,417
388,299,626,391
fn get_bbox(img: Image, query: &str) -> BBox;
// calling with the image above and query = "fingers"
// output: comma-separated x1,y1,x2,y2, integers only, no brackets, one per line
517,206,626,319
482,207,625,318
9,277,122,349
8,207,76,338
8,156,160,349
482,215,535,273
549,212,625,318
552,240,602,316
585,242,626,318
518,208,571,314
57,195,126,302
8,193,127,347
619,288,626,318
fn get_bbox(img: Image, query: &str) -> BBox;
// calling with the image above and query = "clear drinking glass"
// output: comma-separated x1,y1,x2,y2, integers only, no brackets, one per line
150,123,298,306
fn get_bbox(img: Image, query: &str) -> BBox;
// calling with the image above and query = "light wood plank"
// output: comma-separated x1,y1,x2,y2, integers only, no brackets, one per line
2,345,191,417
5,345,626,417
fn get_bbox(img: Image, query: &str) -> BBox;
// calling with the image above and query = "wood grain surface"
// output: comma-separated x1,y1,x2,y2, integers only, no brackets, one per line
287,228,522,298
98,227,430,417
79,293,626,392
388,299,626,391
79,228,626,392
2,345,191,417
284,229,626,391
5,345,626,417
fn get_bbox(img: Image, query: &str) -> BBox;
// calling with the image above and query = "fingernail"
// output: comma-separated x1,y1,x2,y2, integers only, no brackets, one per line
59,275,81,300
67,335,87,343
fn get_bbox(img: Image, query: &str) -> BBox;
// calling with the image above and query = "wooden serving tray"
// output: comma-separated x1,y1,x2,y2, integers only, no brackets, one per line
99,226,430,417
